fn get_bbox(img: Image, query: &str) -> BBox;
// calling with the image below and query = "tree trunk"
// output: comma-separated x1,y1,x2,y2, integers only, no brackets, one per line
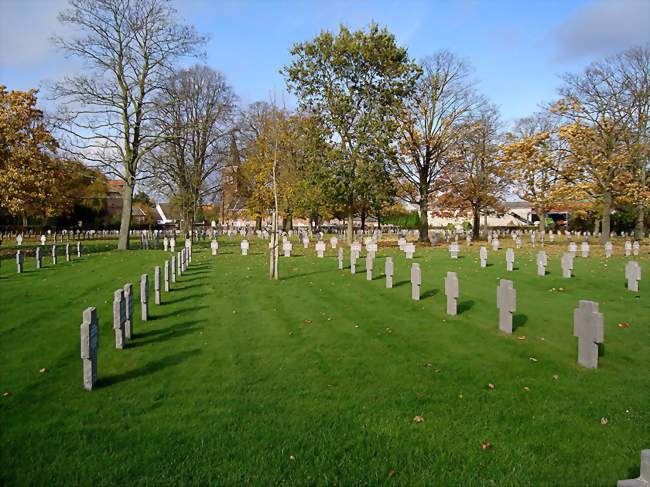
472,207,480,240
347,194,354,245
21,214,28,229
117,181,134,250
418,194,428,243
593,217,599,235
635,162,646,239
601,192,612,243
482,214,488,238
361,207,366,232
255,217,262,231
537,207,546,235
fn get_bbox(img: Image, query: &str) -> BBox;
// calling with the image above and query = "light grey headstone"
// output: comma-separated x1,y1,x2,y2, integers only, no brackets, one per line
140,274,149,321
316,241,326,258
177,251,182,276
113,289,125,349
497,279,516,334
625,261,641,292
366,254,373,281
164,260,170,292
16,250,24,273
80,306,99,391
410,263,421,301
16,234,23,246
617,449,650,487
163,236,169,252
35,246,42,269
171,255,177,283
154,266,161,305
492,238,500,251
568,242,577,257
282,240,291,257
330,237,338,249
580,241,590,258
77,241,81,257
51,245,57,265
40,235,46,245
385,257,394,288
350,253,356,274
123,283,134,340
479,246,488,268
573,300,604,369
605,241,613,258
625,240,632,257
536,251,547,277
561,252,574,278
632,241,640,256
211,239,218,255
405,243,415,259
505,248,515,272
170,237,176,252
303,236,309,249
444,271,459,315
338,248,344,270
449,242,460,259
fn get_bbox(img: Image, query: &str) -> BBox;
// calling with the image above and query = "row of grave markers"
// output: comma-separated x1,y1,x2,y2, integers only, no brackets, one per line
14,243,82,273
336,247,641,369
80,243,193,391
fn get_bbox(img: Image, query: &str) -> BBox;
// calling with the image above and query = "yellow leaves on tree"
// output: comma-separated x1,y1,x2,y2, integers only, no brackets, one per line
499,131,563,232
0,86,67,221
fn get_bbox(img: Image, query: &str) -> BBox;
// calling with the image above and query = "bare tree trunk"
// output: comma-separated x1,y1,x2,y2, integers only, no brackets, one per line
635,163,646,239
347,194,354,245
482,213,488,238
418,192,429,243
117,182,134,250
361,206,366,231
537,207,546,235
472,207,480,240
601,192,612,243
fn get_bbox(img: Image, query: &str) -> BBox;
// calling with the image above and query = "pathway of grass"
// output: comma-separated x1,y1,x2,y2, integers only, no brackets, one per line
1,239,648,485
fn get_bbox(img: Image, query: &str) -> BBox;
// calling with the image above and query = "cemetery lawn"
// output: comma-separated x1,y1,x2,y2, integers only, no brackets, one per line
1,239,649,486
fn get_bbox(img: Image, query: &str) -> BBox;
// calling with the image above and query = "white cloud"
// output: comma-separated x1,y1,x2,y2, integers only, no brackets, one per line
552,0,650,61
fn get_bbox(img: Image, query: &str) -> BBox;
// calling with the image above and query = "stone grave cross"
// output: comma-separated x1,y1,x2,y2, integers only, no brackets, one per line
573,300,604,368
625,261,641,292
410,263,421,301
385,257,394,288
444,272,459,315
479,246,488,268
80,307,99,391
497,279,516,334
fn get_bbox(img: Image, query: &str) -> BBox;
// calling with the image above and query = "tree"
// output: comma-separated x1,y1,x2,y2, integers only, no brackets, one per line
611,45,650,239
148,65,237,238
500,113,564,234
283,23,420,243
52,0,205,249
394,51,478,242
0,86,67,226
438,104,506,238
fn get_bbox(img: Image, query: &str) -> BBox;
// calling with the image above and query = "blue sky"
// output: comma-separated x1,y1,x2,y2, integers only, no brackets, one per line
1,0,649,127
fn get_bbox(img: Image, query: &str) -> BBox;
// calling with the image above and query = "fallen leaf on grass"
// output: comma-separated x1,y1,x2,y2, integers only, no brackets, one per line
289,455,296,461
517,336,527,340
413,415,425,423
3,392,11,397
39,368,48,374
600,417,608,425
487,383,495,390
303,320,312,324
523,386,530,392
617,322,630,329
481,441,492,450
388,469,396,478
529,357,538,363
552,374,559,380
423,363,432,368
459,394,464,400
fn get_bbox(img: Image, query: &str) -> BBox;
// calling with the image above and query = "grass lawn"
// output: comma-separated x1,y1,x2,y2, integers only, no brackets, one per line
1,237,648,486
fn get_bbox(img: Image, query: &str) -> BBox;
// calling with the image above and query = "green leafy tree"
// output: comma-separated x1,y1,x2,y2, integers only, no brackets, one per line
283,23,420,243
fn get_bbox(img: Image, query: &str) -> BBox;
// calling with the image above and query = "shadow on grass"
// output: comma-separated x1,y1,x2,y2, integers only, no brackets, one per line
394,280,409,287
173,283,203,291
98,348,201,386
131,320,203,347
458,300,474,314
165,293,208,305
421,289,438,299
154,304,209,319
513,314,528,330
282,269,331,280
